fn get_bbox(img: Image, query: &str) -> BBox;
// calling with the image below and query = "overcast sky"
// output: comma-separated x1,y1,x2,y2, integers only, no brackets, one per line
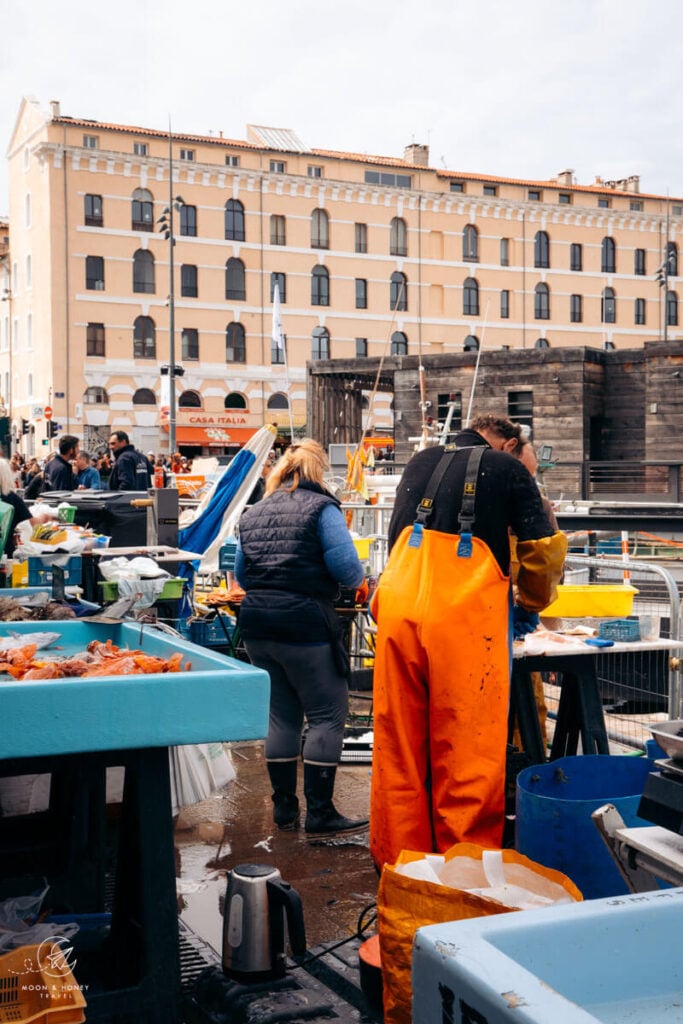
2,0,683,214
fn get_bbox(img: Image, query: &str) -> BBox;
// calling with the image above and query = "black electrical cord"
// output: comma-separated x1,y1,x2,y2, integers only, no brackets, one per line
287,900,377,971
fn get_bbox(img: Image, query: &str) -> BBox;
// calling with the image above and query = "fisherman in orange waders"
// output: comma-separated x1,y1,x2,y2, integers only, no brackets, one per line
369,415,567,870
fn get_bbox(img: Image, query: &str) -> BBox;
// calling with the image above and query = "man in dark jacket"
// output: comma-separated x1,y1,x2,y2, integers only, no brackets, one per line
108,431,152,491
43,435,79,491
370,414,567,869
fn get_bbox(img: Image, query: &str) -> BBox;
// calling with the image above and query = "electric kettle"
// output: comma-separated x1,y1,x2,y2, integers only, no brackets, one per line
222,863,307,980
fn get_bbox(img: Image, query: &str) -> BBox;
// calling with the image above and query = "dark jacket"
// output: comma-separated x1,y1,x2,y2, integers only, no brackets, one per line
238,483,341,641
388,429,555,574
43,454,76,492
108,445,152,491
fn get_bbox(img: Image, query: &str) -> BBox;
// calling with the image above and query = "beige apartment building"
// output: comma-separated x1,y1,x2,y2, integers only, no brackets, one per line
3,96,681,456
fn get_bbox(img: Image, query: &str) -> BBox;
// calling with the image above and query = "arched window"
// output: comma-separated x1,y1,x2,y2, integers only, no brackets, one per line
311,208,329,249
390,217,407,257
132,249,155,293
267,393,289,410
311,265,330,306
534,231,550,269
390,331,408,355
601,236,616,273
131,188,154,231
667,290,679,326
535,337,550,349
311,326,330,360
463,335,479,352
390,271,407,311
83,385,108,405
601,286,616,323
226,322,246,362
178,390,202,408
667,241,679,277
534,282,550,319
225,199,245,241
133,315,156,358
463,224,478,261
224,392,247,409
463,277,479,316
225,258,246,300
132,388,156,405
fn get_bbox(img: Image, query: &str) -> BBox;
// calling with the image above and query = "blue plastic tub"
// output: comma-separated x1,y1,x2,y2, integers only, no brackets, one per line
516,754,656,899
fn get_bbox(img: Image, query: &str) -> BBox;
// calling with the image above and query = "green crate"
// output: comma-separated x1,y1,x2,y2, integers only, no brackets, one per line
98,577,184,602
598,618,641,642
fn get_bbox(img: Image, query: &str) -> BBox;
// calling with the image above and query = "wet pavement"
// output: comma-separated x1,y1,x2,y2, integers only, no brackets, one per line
175,740,379,957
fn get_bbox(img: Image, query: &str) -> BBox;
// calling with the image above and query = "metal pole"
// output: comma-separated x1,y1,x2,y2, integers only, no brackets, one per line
168,124,177,456
664,198,671,346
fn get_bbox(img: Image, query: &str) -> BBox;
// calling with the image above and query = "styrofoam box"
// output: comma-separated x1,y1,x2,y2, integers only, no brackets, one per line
413,887,683,1023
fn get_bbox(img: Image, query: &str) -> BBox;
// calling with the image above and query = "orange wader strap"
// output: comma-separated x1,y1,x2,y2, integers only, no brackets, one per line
408,445,486,559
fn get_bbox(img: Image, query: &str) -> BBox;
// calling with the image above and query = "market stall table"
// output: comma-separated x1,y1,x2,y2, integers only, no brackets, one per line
0,620,269,1023
509,637,683,766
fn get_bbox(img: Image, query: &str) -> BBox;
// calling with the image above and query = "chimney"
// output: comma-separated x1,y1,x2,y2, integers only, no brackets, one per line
556,169,575,186
404,144,430,167
626,175,640,193
49,100,61,119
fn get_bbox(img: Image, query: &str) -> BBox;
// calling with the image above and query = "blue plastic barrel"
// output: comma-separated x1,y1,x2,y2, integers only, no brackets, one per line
515,755,655,899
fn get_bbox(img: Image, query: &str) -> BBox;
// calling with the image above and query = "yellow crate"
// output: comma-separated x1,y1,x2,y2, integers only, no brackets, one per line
0,943,86,1023
353,537,373,560
541,584,638,618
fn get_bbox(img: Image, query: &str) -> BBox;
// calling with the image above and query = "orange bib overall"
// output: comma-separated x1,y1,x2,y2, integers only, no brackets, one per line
370,524,511,870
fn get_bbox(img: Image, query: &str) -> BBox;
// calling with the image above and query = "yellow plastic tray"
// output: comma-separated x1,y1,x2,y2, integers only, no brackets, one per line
0,943,86,1023
541,583,638,618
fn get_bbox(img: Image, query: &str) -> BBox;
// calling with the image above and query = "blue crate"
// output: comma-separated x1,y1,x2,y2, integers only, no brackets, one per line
219,537,238,571
187,615,235,647
28,556,82,586
598,618,641,642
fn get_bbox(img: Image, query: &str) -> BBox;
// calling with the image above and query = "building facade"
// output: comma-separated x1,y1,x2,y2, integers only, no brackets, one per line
4,97,682,456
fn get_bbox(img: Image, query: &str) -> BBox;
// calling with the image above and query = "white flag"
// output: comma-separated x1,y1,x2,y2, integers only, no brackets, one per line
272,282,283,351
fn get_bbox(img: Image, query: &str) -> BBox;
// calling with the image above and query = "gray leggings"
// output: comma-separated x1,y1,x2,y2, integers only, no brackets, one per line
244,638,349,765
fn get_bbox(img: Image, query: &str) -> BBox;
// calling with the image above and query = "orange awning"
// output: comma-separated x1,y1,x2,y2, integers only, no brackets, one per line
162,424,258,446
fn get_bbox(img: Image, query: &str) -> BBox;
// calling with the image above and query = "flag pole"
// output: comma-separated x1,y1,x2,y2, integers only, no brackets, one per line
271,283,295,443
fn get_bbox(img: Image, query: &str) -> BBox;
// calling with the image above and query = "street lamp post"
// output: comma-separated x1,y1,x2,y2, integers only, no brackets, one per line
157,126,184,456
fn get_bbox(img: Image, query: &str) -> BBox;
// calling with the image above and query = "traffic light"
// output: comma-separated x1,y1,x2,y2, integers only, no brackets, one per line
656,264,667,288
21,418,29,435
48,421,60,438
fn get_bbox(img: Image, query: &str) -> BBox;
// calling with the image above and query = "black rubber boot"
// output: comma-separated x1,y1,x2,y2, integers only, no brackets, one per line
303,763,369,835
267,760,300,830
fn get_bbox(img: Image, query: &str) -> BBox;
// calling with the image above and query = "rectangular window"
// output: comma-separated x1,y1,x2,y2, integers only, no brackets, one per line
85,256,104,291
508,391,533,434
437,393,462,440
133,142,148,156
500,289,510,318
483,184,497,196
83,135,98,149
634,248,646,275
307,165,323,178
630,200,644,212
270,160,286,174
449,181,465,193
635,297,646,325
363,170,412,188
84,194,103,227
355,222,368,254
86,323,105,357
355,278,368,310
558,193,572,204
225,154,239,167
500,237,509,266
570,242,583,271
179,204,197,237
270,214,286,246
355,338,368,357
673,205,683,216
180,264,198,298
270,272,286,303
570,294,583,323
597,197,610,208
311,334,330,360
180,148,195,161
528,189,541,201
181,328,199,360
